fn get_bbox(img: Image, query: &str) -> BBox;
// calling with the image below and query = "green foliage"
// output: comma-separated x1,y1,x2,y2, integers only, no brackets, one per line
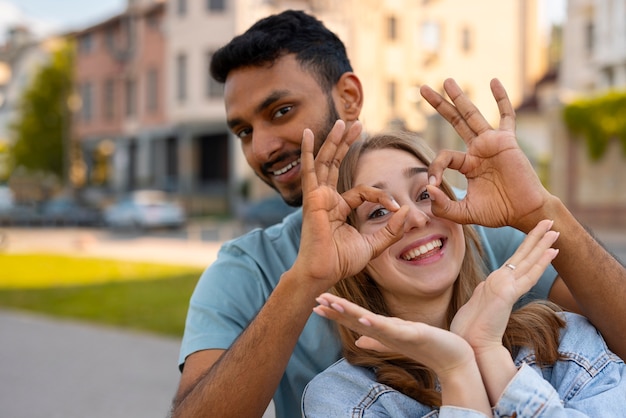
562,90,626,160
8,40,75,178
0,276,199,337
0,253,202,337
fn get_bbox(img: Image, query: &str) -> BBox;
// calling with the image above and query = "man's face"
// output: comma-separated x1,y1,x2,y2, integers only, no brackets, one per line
224,55,340,207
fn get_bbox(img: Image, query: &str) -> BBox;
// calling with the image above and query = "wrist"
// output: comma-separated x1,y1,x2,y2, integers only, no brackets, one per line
516,194,564,234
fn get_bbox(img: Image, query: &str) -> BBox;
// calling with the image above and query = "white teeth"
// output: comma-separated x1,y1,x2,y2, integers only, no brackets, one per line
402,239,443,261
273,157,301,176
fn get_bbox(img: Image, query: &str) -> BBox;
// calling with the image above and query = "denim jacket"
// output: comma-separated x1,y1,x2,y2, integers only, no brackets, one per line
301,312,625,417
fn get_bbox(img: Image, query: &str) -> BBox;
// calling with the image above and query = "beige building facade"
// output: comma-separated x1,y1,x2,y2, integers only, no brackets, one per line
163,0,549,211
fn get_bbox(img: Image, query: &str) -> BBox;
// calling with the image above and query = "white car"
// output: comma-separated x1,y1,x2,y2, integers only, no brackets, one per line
104,190,186,230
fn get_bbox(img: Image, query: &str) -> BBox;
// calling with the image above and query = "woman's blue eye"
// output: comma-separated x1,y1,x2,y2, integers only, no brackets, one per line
418,189,430,201
368,207,390,219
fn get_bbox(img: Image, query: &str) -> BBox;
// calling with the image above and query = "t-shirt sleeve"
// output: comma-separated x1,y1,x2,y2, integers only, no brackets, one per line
178,244,271,369
474,224,557,305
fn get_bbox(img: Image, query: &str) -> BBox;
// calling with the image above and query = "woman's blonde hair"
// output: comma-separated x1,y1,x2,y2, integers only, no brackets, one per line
333,131,564,406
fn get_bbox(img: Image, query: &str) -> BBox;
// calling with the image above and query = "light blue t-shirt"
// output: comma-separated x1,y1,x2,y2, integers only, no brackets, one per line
179,208,557,418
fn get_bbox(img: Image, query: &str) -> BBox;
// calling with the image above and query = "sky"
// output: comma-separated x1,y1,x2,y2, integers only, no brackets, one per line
0,0,126,42
0,0,566,43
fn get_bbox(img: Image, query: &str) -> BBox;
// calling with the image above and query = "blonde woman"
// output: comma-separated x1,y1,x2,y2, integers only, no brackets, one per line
295,88,625,416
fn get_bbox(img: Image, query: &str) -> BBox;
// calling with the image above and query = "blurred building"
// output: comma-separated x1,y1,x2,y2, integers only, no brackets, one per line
72,0,169,204
70,0,550,215
515,0,626,228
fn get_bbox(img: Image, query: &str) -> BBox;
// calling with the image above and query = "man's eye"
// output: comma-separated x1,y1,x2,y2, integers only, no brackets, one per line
368,207,390,219
273,106,292,119
236,128,252,140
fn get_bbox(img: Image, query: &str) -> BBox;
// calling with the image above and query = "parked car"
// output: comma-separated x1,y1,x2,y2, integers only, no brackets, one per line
104,190,186,230
39,196,103,227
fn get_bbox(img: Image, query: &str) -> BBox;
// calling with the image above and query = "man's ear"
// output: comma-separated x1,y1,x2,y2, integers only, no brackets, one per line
335,72,363,121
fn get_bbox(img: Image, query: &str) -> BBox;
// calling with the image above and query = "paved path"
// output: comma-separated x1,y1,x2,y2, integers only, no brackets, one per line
0,310,180,418
0,226,277,418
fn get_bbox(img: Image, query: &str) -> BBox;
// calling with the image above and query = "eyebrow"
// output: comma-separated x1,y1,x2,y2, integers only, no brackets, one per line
227,89,291,129
369,166,428,189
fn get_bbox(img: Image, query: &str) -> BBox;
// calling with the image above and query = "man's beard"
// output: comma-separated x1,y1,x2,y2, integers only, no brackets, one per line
260,97,342,207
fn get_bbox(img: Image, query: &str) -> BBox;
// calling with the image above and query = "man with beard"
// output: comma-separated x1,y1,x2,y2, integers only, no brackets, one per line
170,10,626,418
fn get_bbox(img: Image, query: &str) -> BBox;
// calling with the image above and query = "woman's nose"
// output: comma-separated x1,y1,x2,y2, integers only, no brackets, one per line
404,204,431,232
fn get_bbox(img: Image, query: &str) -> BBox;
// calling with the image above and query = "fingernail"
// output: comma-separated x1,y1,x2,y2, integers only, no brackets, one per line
358,317,372,326
313,307,327,318
330,302,344,313
428,176,436,186
316,297,329,307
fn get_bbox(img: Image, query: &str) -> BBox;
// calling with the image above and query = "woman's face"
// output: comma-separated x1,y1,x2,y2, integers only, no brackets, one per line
353,148,465,319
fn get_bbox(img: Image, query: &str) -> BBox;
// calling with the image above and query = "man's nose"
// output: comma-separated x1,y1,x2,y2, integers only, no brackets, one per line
251,128,283,162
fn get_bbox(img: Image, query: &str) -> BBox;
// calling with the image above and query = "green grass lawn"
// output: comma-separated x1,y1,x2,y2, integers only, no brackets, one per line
0,253,203,337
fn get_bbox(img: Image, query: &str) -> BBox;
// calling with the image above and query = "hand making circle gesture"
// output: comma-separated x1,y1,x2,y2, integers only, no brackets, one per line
291,120,408,289
420,78,553,233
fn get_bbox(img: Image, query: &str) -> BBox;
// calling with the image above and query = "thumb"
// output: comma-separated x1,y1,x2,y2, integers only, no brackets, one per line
368,206,409,258
426,185,465,224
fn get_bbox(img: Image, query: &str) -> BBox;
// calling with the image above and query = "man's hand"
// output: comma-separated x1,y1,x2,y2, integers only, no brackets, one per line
420,78,553,233
290,120,408,289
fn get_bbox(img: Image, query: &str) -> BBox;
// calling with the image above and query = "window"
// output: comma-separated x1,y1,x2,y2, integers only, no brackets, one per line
388,80,397,109
421,20,441,53
146,69,159,112
205,51,224,98
78,33,93,54
176,53,187,102
177,0,187,16
387,16,398,41
207,0,225,12
460,26,472,52
585,22,594,56
103,79,115,120
80,82,93,122
125,78,136,117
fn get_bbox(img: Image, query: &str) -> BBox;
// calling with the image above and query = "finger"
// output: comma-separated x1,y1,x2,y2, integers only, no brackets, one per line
300,128,317,195
516,248,559,292
427,149,471,186
326,121,362,188
490,78,516,133
508,230,559,280
367,205,409,258
313,120,346,186
341,185,400,212
505,220,556,268
420,84,477,141
443,78,493,136
355,336,393,353
424,184,467,224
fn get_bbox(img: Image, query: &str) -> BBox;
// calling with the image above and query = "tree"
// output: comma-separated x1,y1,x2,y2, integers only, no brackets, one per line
8,39,74,180
563,90,626,161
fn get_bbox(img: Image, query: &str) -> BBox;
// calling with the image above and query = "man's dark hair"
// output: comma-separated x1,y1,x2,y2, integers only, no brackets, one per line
210,10,353,93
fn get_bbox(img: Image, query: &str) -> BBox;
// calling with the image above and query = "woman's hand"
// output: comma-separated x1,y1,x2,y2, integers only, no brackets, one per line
314,293,475,381
314,293,491,414
451,219,560,352
290,120,408,290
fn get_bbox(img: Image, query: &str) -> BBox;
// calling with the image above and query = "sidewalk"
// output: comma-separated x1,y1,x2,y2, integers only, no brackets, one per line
0,309,181,418
0,226,277,418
